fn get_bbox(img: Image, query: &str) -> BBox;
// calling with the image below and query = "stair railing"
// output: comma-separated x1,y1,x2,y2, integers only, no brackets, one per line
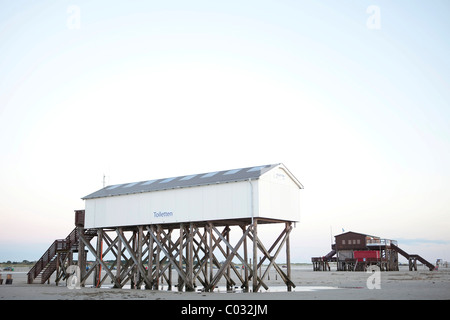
27,240,58,284
27,228,98,284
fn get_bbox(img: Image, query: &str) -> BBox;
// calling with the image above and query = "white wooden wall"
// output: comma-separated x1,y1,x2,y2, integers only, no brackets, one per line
84,164,301,228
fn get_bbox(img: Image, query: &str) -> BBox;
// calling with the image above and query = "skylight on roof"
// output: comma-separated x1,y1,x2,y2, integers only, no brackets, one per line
142,179,156,185
160,177,176,183
180,174,197,181
223,169,241,175
247,166,266,172
201,171,218,178
106,184,122,190
123,182,139,188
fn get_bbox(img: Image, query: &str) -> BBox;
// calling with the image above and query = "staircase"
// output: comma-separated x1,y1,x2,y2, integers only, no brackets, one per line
323,249,336,261
27,228,97,284
390,243,435,271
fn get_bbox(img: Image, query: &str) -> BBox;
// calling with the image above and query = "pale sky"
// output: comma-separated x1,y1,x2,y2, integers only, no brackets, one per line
1,0,449,263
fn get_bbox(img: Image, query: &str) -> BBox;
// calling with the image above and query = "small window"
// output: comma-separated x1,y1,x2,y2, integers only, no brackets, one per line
342,240,346,245
357,239,360,245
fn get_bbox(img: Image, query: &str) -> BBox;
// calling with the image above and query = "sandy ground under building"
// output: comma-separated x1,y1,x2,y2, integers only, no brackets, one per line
1,264,449,301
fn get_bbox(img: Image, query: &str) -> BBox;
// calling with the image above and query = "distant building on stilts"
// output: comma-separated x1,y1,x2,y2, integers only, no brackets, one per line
312,231,435,272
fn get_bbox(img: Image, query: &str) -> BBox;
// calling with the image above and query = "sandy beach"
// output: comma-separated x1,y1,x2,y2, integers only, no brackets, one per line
1,265,449,301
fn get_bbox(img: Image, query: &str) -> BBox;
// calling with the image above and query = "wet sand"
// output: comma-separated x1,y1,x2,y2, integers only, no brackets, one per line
1,265,449,300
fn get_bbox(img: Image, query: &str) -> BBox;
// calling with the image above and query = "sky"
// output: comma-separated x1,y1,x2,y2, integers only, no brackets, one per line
1,0,449,264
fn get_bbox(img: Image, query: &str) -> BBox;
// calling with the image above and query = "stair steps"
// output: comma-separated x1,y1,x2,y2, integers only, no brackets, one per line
27,227,97,284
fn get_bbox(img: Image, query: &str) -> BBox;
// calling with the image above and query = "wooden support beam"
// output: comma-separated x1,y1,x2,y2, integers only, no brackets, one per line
115,231,122,288
146,226,188,286
186,223,195,291
207,225,259,291
190,225,236,290
226,226,231,291
102,232,118,257
253,219,258,292
78,231,121,288
190,227,207,288
137,226,144,288
243,225,249,292
151,226,184,290
208,226,240,287
116,228,152,289
69,220,296,293
286,222,292,292
147,227,154,289
55,252,72,285
119,235,137,285
167,228,173,290
254,224,295,292
208,223,213,288
77,227,86,287
247,225,294,286
94,229,103,287
178,223,184,291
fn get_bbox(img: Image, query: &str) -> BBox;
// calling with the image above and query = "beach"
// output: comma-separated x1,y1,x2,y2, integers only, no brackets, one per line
1,265,449,300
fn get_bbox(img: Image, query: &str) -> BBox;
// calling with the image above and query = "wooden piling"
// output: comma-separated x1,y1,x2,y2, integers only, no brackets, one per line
71,218,295,293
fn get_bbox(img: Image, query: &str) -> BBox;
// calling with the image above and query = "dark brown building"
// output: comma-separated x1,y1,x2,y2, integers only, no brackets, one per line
312,231,399,271
313,231,435,271
334,231,380,251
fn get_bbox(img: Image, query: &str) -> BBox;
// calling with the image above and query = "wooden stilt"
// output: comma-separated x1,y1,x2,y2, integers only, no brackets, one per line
178,224,184,291
115,231,122,288
208,223,214,291
286,222,292,292
147,226,154,289
77,227,86,287
117,228,152,289
137,226,143,288
226,227,231,291
252,219,258,292
186,223,194,291
94,229,102,287
243,225,249,292
79,231,120,288
167,228,173,290
55,217,296,294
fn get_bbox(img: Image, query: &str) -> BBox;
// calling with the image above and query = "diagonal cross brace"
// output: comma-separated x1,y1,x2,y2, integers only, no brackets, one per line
78,231,121,288
207,225,268,291
254,225,295,292
146,226,188,283
116,229,153,289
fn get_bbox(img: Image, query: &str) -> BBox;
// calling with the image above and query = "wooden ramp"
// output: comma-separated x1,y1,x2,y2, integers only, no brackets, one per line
311,249,336,271
390,243,435,271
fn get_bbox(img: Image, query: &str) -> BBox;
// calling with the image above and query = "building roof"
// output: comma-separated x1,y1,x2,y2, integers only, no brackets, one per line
334,231,380,240
82,163,300,200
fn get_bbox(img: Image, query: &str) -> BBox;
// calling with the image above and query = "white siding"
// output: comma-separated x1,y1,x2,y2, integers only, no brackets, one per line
258,165,301,222
85,180,254,228
84,164,301,228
